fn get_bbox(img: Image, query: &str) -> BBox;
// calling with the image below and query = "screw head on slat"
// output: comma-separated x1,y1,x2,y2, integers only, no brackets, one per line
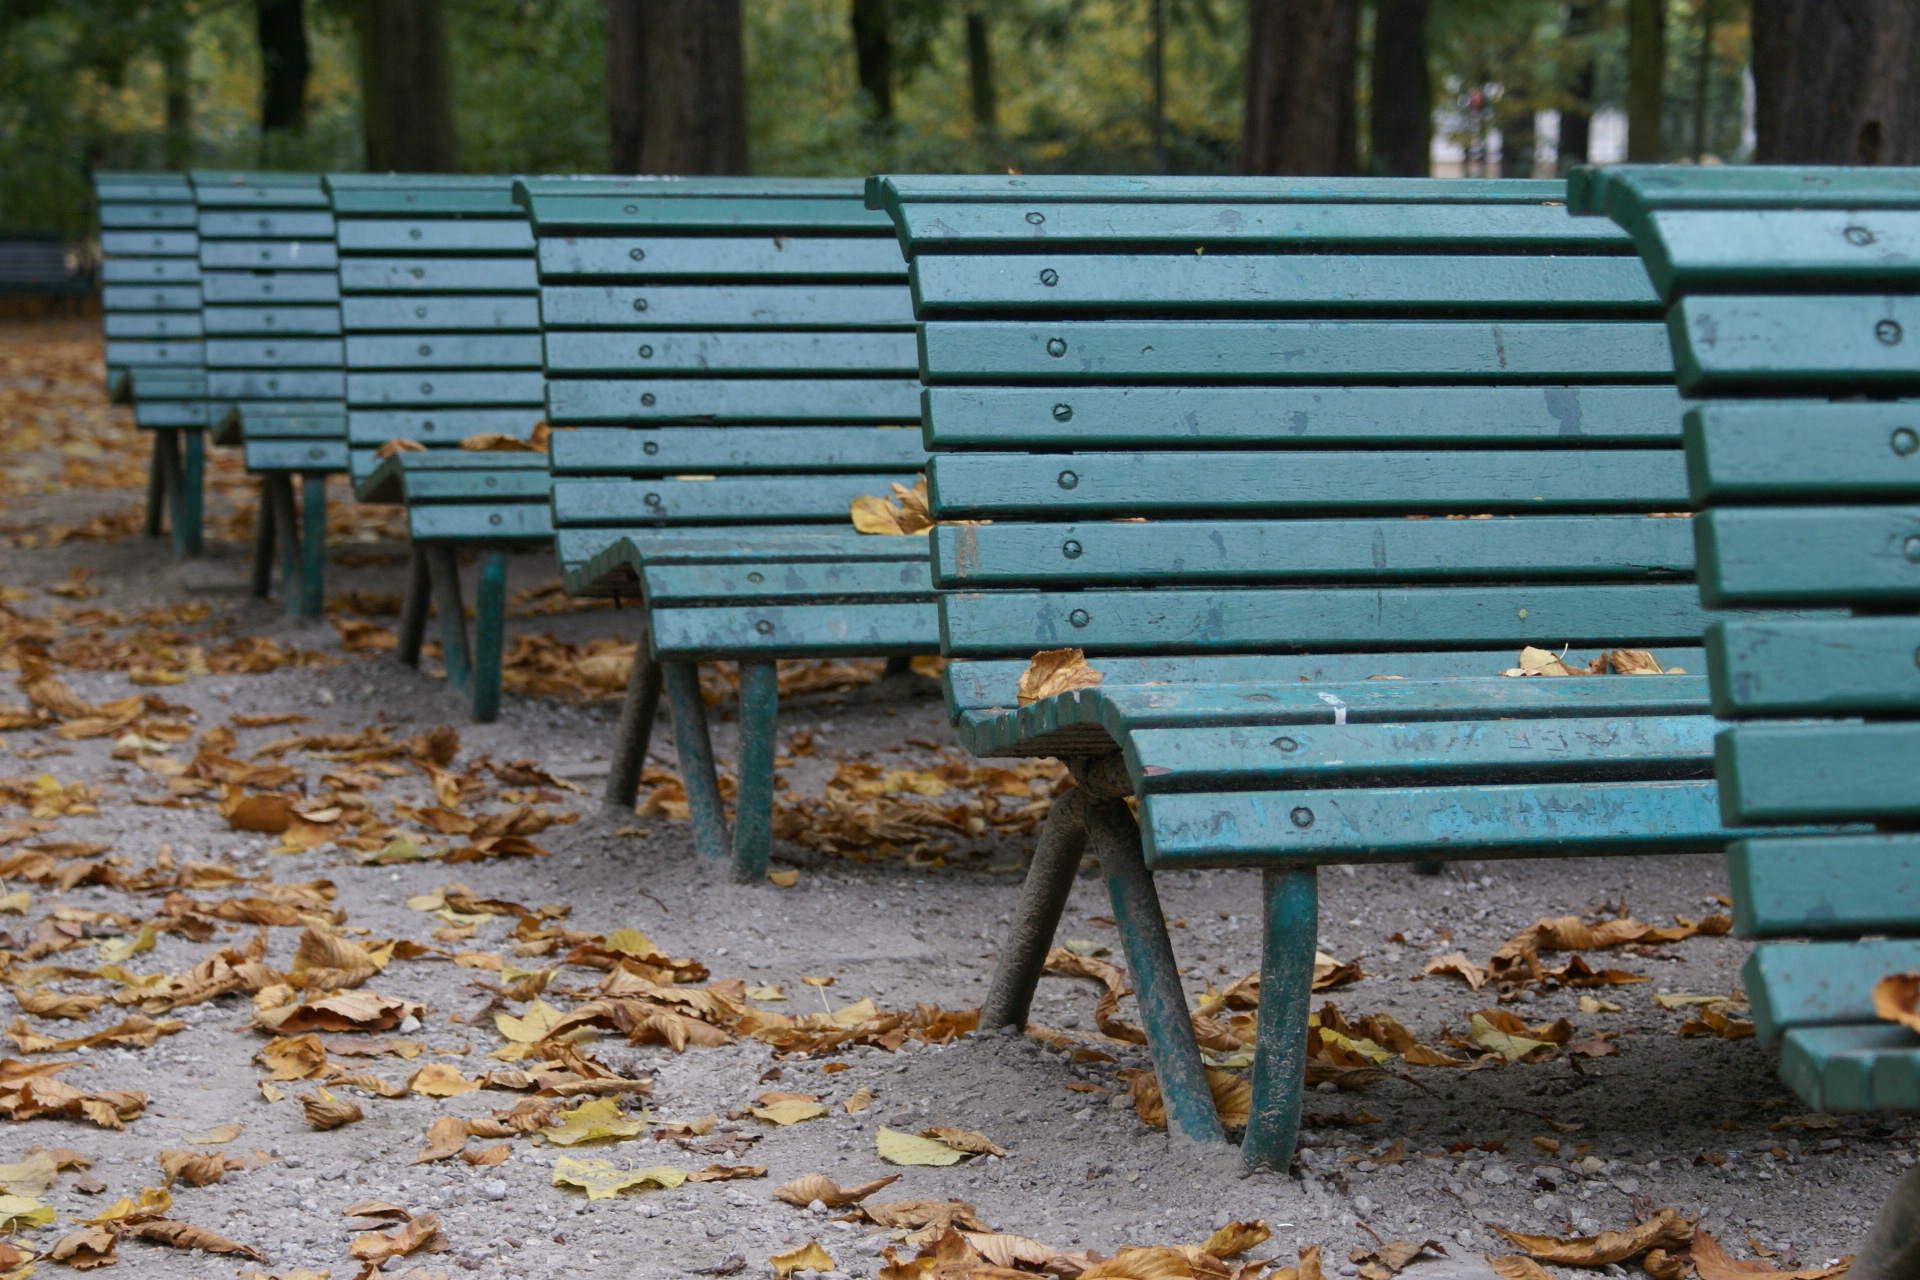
1057,470,1078,490
1894,429,1918,457
1061,540,1082,559
1877,319,1904,346
755,620,774,634
1046,337,1067,358
1290,807,1314,829
1067,609,1089,628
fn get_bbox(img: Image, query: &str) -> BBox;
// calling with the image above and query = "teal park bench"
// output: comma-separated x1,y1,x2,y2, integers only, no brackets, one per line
337,173,545,723
194,170,342,618
1578,163,1920,1113
94,172,206,556
868,173,1839,1167
521,177,932,876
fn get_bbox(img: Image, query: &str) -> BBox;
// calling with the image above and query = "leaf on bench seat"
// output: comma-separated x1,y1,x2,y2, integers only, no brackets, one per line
850,477,932,535
460,431,541,452
374,438,426,459
1016,648,1103,706
1872,972,1920,1032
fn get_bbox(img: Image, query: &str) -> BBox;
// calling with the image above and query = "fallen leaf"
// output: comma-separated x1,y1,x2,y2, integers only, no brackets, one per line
495,998,566,1043
1487,1257,1554,1280
918,1127,1006,1156
553,1155,686,1199
258,1033,330,1081
96,924,156,964
411,1116,470,1165
1493,1207,1693,1266
849,477,931,536
770,1240,836,1280
257,991,425,1034
1202,1220,1271,1258
1468,1012,1552,1062
408,1063,479,1097
187,1121,243,1145
767,869,799,887
752,1098,828,1126
1873,972,1920,1032
0,1195,51,1231
843,1086,874,1114
157,1149,228,1187
1689,1229,1851,1279
82,1185,170,1224
50,1221,118,1268
1015,648,1103,706
686,1164,766,1182
772,1173,900,1207
298,1088,364,1130
540,1096,645,1145
1423,953,1486,991
17,987,105,1020
0,1152,57,1196
347,1212,443,1265
1578,996,1621,1014
876,1126,965,1166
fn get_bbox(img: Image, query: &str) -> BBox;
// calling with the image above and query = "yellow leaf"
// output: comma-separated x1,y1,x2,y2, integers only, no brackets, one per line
825,997,878,1028
83,1185,171,1225
1202,1220,1271,1259
1422,952,1486,991
96,924,156,963
876,1127,964,1166
770,1240,836,1279
1015,648,1103,706
767,869,799,887
495,997,566,1043
0,892,27,915
552,1156,685,1200
0,1153,58,1196
1875,972,1920,1031
540,1096,645,1146
843,1086,874,1114
746,985,786,1001
1654,992,1735,1009
188,1122,243,1145
752,1099,828,1126
1578,996,1621,1014
408,1063,479,1097
0,1195,53,1231
1469,1013,1550,1062
603,927,657,955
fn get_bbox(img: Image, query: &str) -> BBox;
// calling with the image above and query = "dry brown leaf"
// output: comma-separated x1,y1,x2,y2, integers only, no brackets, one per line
1015,648,1104,706
1689,1230,1851,1279
1492,1207,1693,1266
132,1218,267,1260
918,1126,1007,1157
348,1211,444,1264
1079,1244,1209,1278
375,438,427,459
408,1063,479,1097
411,1116,470,1165
157,1148,227,1187
685,1164,766,1182
459,431,541,452
460,1143,510,1167
849,477,932,536
50,1222,119,1269
1201,1220,1271,1259
772,1172,900,1207
16,987,105,1020
298,1089,364,1130
1422,953,1486,991
257,1033,330,1081
1873,972,1920,1032
771,1240,837,1279
257,991,425,1034
1486,1257,1554,1280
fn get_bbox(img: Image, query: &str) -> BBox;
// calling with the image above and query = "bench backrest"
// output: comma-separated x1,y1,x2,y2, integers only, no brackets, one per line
191,170,341,432
328,174,541,486
94,172,202,408
868,175,1716,709
517,177,922,589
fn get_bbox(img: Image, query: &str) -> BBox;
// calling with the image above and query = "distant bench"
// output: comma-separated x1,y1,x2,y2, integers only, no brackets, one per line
0,236,89,297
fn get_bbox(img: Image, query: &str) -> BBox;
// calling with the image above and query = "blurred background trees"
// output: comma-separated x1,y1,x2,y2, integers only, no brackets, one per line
0,0,1907,238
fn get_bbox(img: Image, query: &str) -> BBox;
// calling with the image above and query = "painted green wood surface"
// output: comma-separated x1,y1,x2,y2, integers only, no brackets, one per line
335,221,534,253
1695,506,1920,607
535,237,906,281
1716,720,1920,824
202,307,342,336
1141,779,1730,867
641,558,931,604
234,404,345,437
341,297,540,331
1635,208,1920,300
1743,938,1920,1042
104,313,202,338
408,504,554,543
545,377,921,424
102,258,203,283
100,231,198,256
1684,401,1920,502
549,426,926,474
538,285,913,328
938,582,1720,657
910,254,1660,314
200,242,339,270
1671,295,1920,394
358,448,548,503
207,371,343,399
525,195,894,235
339,260,539,293
244,440,349,472
517,177,865,200
919,320,1673,383
201,272,339,303
931,516,1694,586
871,174,1571,207
1570,163,1920,222
927,385,1683,446
1728,835,1920,938
647,601,937,660
347,372,545,406
203,339,344,367
398,470,551,503
928,449,1688,518
135,402,208,429
102,286,202,311
1706,618,1920,716
1778,1025,1920,1113
197,211,335,239
328,189,524,217
348,410,542,446
557,526,900,597
886,203,1632,253
345,335,543,369
543,331,918,375
552,474,919,525
1128,714,1714,790
104,341,202,367
98,205,197,229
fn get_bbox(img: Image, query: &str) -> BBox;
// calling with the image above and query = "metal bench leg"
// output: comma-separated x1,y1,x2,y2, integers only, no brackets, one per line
1243,866,1318,1171
296,472,326,618
267,475,302,608
396,546,431,668
144,433,169,537
730,661,779,882
249,479,278,599
1090,798,1226,1146
155,431,183,538
662,663,730,862
980,787,1091,1031
601,622,663,823
469,550,507,723
882,655,912,678
173,431,204,558
426,546,472,695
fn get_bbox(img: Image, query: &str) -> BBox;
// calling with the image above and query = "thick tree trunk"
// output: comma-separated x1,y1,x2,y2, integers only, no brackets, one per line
1752,0,1920,164
1559,1,1596,170
1625,0,1666,162
965,10,996,130
162,27,191,170
1369,0,1429,176
1501,83,1535,177
358,0,458,172
852,0,893,121
1242,0,1359,175
606,0,749,174
257,0,310,134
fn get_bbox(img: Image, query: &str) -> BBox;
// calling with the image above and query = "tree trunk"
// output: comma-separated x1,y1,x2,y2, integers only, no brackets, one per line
257,0,310,135
965,10,996,130
1625,0,1666,162
358,0,458,172
607,0,750,174
1559,1,1596,170
852,0,893,121
1752,0,1920,164
1242,0,1359,175
1501,82,1536,177
162,25,191,170
1369,0,1429,175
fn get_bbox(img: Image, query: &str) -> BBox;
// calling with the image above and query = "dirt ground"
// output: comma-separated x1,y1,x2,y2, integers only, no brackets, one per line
0,317,1898,1279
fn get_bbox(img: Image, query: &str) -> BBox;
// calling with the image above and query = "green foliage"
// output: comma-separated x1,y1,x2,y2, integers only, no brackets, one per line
449,0,606,176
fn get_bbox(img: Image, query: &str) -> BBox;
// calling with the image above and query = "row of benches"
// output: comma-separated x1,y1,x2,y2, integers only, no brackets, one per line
89,165,1918,1168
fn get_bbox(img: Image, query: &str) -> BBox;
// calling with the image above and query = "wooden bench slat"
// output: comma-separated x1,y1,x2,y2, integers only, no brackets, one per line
199,241,340,270
1706,618,1920,717
1743,938,1920,1041
938,582,1720,656
343,334,543,369
104,341,202,367
235,405,345,437
911,253,1660,313
929,449,1688,518
1570,163,1920,222
1696,506,1920,607
202,307,342,335
207,370,343,399
647,601,938,661
393,468,551,503
932,515,1695,585
244,440,349,471
204,338,344,366
101,258,202,283
104,314,202,338
550,426,926,473
525,195,896,234
1716,720,1920,824
1729,834,1920,938
329,188,525,217
1685,401,1920,502
542,330,918,374
1672,294,1920,393
1635,208,1920,300
408,504,554,542
99,231,197,256
335,220,535,253
546,377,921,423
348,409,543,445
1779,1025,1920,1114
201,273,339,303
539,284,915,327
98,205,197,229
642,558,932,604
339,259,539,292
101,286,202,311
198,210,336,239
553,474,920,525
873,174,1572,206
920,320,1673,382
346,371,546,406
536,236,907,280
341,297,540,330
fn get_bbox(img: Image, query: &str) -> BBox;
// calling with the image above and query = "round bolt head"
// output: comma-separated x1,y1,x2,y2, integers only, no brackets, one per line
1877,318,1904,345
1067,608,1090,628
1290,806,1314,829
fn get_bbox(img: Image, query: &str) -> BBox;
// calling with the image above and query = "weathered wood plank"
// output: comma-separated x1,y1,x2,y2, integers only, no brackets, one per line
1728,835,1920,938
1706,618,1920,716
1715,720,1920,825
1695,506,1920,607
